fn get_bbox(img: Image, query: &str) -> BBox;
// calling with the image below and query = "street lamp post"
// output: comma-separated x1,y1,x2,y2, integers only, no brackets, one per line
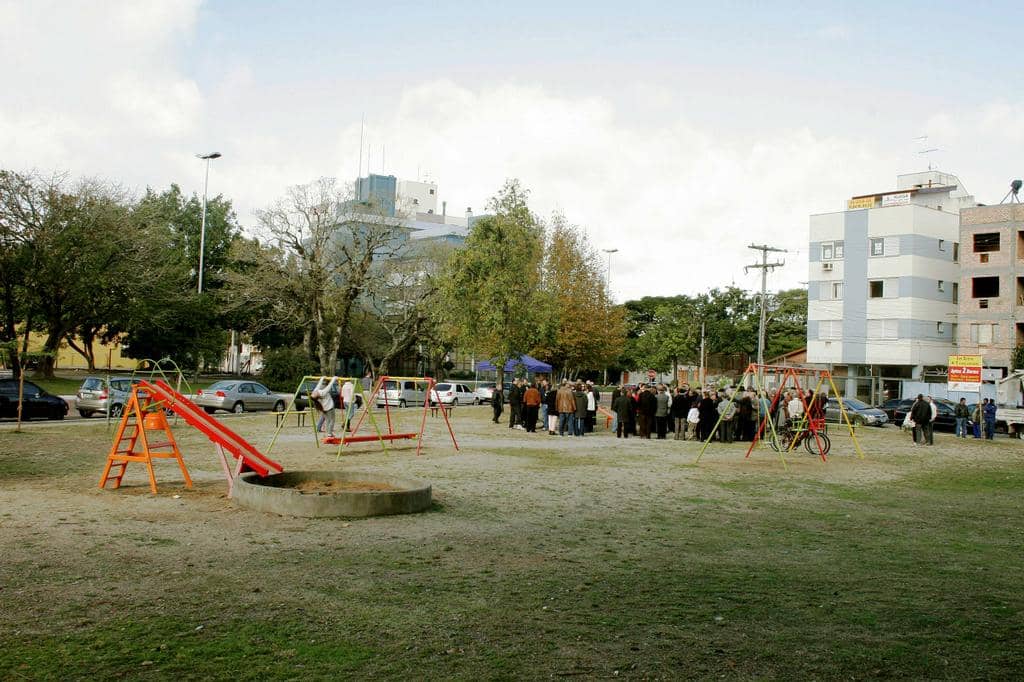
602,248,618,287
196,152,222,294
601,248,618,386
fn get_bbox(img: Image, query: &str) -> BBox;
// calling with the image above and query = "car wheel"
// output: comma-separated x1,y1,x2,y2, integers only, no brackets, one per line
452,399,458,407
78,410,93,418
232,402,245,414
399,399,407,408
273,400,285,413
110,404,124,418
853,415,865,426
204,407,217,414
473,397,479,405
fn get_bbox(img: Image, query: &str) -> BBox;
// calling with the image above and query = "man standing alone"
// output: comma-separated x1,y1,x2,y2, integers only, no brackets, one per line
491,383,505,424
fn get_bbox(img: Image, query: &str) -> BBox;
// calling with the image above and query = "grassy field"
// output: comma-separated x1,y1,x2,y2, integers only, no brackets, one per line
1,408,1022,679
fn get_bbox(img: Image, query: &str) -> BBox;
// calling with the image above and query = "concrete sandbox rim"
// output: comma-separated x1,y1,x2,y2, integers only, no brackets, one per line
234,470,432,518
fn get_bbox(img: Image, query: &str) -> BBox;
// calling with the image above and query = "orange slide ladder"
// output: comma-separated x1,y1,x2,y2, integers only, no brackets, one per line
99,379,283,495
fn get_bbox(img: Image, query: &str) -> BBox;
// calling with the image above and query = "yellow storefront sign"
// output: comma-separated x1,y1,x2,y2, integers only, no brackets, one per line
948,355,982,367
846,196,876,210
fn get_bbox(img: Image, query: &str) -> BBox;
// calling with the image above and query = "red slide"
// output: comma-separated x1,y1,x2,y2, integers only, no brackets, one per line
140,380,283,477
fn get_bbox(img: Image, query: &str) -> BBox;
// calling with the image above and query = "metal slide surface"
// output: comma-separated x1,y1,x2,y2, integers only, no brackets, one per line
139,380,283,476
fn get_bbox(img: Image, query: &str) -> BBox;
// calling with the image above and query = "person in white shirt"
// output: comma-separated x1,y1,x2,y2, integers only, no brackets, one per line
341,379,355,432
312,376,338,436
787,394,805,424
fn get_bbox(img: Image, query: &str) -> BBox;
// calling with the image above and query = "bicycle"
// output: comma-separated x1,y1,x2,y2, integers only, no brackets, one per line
767,417,831,456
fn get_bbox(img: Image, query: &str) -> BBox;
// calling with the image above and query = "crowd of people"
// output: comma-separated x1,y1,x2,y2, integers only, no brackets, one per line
490,379,831,443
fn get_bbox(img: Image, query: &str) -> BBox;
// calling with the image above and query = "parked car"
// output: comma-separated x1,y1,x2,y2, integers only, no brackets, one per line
880,398,910,422
75,376,136,418
0,379,69,420
430,382,478,406
826,397,889,426
194,380,287,414
892,397,958,431
376,379,426,407
474,382,498,404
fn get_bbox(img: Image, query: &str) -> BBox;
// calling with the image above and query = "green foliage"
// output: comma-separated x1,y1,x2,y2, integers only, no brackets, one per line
621,286,806,371
438,180,546,369
1013,344,1024,371
260,346,319,390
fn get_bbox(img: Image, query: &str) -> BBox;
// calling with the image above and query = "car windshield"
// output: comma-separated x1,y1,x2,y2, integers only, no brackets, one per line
436,384,451,391
838,398,870,410
82,378,104,390
208,382,237,391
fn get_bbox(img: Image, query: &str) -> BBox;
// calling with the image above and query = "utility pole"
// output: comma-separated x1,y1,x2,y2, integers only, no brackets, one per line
745,243,787,371
699,321,706,388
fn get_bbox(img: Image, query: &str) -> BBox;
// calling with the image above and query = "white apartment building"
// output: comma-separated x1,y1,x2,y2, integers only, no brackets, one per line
397,179,439,216
807,171,977,389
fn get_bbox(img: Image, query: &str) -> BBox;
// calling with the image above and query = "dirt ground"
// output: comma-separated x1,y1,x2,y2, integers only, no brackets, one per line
1,406,1022,678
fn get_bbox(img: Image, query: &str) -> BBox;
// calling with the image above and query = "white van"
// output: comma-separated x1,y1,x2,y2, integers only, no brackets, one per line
376,379,427,407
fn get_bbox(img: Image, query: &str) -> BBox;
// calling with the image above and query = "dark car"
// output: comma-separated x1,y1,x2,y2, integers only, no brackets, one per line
893,397,958,431
881,398,911,422
0,379,69,420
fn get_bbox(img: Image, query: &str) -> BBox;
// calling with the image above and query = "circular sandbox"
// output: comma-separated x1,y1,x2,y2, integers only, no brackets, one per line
234,471,431,518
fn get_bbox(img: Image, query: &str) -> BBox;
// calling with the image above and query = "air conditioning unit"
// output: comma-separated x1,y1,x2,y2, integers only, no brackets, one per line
822,262,834,272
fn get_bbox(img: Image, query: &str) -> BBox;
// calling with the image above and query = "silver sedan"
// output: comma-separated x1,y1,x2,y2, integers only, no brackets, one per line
193,380,288,414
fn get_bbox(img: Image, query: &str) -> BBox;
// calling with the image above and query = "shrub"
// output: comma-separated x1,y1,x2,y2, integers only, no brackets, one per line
260,347,319,391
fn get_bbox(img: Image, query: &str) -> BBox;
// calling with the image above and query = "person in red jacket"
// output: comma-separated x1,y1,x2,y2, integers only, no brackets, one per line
522,382,542,433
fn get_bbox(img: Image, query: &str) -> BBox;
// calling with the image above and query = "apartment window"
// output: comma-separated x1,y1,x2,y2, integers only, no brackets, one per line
867,319,898,339
831,282,844,300
972,276,1000,298
974,232,1000,253
429,188,436,195
952,282,959,303
821,242,834,260
869,280,884,298
870,238,884,256
834,241,844,258
937,322,945,334
953,242,960,262
939,239,945,252
818,320,842,340
938,280,945,292
970,323,998,345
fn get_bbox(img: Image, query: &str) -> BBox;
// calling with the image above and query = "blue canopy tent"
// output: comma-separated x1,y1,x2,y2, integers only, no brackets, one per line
476,354,552,378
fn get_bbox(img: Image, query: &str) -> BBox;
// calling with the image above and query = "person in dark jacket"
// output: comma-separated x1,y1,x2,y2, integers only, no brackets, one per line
491,383,505,423
613,390,633,438
671,388,689,440
909,394,931,446
545,386,559,434
954,397,970,438
638,387,657,438
698,391,717,442
983,398,997,440
737,391,754,441
573,383,589,436
507,379,522,429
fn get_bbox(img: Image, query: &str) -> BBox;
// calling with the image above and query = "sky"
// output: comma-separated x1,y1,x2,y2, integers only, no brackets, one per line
2,0,1022,301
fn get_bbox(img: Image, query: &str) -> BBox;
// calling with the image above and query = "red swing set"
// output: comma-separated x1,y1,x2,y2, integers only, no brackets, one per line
695,363,865,468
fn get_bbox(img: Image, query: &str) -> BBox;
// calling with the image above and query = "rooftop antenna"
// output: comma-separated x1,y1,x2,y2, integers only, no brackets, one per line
914,135,940,171
357,114,365,180
1000,179,1023,204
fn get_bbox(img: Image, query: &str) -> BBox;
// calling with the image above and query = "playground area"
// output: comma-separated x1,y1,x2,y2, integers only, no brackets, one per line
1,404,1022,678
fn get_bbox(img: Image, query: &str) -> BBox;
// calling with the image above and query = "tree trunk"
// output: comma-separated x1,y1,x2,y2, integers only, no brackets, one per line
38,325,64,378
65,334,96,370
1,281,19,378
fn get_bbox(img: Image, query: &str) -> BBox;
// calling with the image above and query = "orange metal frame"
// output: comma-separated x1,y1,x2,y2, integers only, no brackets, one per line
345,375,459,456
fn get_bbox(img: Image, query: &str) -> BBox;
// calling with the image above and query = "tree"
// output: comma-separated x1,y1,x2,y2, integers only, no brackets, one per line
0,171,143,377
252,177,407,374
532,213,625,379
763,288,808,359
349,240,453,376
437,179,545,373
119,184,239,369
